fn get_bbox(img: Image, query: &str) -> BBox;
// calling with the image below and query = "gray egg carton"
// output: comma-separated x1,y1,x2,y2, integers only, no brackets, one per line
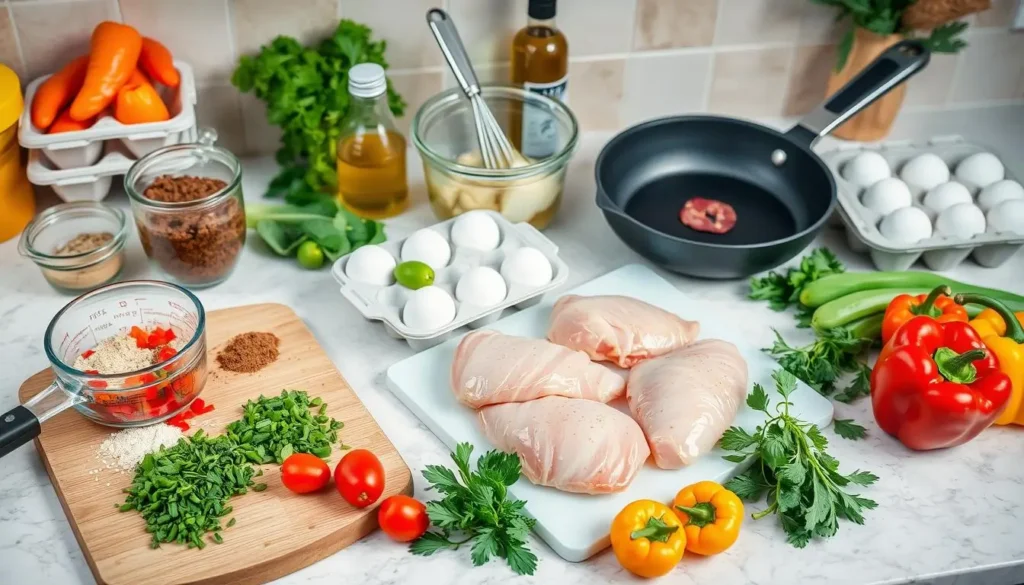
331,210,568,351
822,135,1024,272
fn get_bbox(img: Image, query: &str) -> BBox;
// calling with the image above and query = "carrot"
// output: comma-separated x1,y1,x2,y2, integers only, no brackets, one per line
69,21,143,121
138,37,179,88
30,56,89,130
48,108,96,134
114,70,170,125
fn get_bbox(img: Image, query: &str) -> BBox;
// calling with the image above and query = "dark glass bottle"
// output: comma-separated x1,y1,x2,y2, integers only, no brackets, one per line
510,0,568,159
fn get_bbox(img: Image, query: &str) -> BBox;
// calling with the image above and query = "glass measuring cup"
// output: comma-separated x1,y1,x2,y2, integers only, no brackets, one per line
0,281,207,458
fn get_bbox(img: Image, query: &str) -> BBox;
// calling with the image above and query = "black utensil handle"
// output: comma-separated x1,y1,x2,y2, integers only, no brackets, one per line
0,406,41,458
785,40,930,146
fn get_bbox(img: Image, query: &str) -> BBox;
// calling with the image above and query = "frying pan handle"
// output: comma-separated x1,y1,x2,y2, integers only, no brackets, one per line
785,40,930,146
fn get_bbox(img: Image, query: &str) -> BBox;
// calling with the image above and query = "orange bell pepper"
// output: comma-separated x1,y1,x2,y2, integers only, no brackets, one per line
610,500,685,578
671,481,743,555
881,285,967,344
70,21,143,121
114,70,170,125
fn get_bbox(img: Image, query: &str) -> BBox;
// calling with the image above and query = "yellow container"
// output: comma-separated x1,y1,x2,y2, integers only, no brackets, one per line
0,64,35,242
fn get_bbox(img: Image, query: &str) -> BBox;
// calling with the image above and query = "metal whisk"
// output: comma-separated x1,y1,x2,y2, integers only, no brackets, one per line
427,8,519,169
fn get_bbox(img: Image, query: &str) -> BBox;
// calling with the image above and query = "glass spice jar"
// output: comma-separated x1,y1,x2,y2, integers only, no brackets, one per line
125,130,246,288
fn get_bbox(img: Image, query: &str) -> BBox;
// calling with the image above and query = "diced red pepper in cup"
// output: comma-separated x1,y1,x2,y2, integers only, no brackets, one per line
84,369,107,389
80,349,94,359
129,326,149,348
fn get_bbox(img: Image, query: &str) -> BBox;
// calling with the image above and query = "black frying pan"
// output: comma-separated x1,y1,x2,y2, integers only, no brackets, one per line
595,40,930,279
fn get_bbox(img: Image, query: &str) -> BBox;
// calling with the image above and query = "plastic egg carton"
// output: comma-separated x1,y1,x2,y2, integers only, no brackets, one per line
26,125,198,201
18,61,197,170
331,210,569,351
821,135,1024,272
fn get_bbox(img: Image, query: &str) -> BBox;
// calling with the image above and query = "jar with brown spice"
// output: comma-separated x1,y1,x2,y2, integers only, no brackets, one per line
125,130,246,288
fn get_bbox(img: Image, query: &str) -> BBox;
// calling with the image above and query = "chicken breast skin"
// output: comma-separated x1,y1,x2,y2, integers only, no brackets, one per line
547,295,700,368
627,339,749,469
478,396,650,494
451,330,626,409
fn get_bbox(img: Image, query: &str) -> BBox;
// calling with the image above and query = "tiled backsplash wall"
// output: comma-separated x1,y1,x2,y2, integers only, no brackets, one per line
1,0,1022,157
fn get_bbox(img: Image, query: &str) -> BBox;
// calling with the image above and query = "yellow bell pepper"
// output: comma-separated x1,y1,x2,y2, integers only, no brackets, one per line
672,480,744,555
610,499,686,578
960,294,1024,426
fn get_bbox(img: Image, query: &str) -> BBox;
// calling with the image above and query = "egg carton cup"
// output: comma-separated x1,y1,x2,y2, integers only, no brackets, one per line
822,135,1024,272
18,61,198,170
26,124,199,202
331,210,569,351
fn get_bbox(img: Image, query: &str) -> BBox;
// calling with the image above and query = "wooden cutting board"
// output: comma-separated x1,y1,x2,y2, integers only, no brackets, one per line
18,303,412,585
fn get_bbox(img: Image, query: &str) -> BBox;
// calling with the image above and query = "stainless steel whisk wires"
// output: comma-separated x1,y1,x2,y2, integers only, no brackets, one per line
426,8,518,170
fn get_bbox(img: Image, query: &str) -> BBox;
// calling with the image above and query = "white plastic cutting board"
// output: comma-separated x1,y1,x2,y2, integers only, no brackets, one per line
386,264,834,562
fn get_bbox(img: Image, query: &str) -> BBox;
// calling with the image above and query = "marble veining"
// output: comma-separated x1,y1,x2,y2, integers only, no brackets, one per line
1,106,1024,585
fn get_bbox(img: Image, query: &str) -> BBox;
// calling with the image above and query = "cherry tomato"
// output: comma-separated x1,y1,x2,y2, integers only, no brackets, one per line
378,495,428,542
281,453,331,494
334,449,385,507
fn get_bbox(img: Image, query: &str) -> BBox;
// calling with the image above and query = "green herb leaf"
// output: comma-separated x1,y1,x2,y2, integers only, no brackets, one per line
832,418,867,440
719,427,757,452
747,383,770,412
724,469,770,502
846,470,879,486
749,248,845,311
409,532,460,556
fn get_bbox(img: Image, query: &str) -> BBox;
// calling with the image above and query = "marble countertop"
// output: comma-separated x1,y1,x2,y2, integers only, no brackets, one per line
2,106,1024,585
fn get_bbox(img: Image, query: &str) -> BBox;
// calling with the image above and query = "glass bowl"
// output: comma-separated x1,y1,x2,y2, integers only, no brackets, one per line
124,130,246,288
18,201,128,293
41,280,208,428
412,86,578,229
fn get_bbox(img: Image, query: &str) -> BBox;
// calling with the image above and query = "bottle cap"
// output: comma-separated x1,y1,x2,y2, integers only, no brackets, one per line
348,63,387,98
528,0,556,20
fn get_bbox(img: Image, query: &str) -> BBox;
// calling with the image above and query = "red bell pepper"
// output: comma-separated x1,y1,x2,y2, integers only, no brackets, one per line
871,315,1012,450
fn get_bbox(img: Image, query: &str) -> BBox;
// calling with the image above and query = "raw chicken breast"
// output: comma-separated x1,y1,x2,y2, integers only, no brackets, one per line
451,330,626,408
478,396,650,494
627,339,748,469
547,295,700,368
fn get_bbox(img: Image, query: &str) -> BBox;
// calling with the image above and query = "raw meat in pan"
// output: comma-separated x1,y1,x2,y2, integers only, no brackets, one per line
451,330,626,408
547,295,700,368
627,339,748,469
478,396,650,494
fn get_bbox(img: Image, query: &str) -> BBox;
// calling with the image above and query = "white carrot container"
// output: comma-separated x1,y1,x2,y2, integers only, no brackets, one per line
18,61,198,171
331,210,569,351
821,136,1024,272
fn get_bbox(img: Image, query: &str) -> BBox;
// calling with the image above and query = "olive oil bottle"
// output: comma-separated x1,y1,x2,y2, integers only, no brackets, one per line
336,63,408,219
510,0,568,159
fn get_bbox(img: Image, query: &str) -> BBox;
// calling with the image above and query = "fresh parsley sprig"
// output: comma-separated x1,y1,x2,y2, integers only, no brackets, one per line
749,248,844,318
410,443,538,576
765,328,872,406
721,370,879,548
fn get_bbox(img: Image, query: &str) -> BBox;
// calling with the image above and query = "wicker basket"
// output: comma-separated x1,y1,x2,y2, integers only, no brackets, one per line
902,0,990,30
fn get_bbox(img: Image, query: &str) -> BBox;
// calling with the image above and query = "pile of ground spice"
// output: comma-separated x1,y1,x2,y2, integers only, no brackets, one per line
216,332,280,373
136,175,245,284
95,424,183,472
54,232,113,256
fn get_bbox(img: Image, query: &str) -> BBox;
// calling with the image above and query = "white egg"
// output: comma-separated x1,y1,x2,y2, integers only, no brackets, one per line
935,203,986,240
955,152,1004,191
344,245,396,286
401,229,452,270
450,211,501,251
402,286,456,331
861,178,912,216
977,180,1024,213
878,206,932,245
922,182,972,214
987,199,1024,235
842,152,891,189
899,153,950,192
500,247,552,288
455,266,507,307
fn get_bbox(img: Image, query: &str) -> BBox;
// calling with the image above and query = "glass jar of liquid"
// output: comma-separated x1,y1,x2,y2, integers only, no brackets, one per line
336,63,408,219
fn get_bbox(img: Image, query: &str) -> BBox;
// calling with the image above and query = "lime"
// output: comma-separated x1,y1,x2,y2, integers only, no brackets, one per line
394,261,435,290
297,240,325,269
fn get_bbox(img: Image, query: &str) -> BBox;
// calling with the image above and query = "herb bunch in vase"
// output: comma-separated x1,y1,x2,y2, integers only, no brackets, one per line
814,0,988,141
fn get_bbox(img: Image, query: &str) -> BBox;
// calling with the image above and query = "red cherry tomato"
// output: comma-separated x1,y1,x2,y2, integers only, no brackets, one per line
281,453,331,494
378,495,429,542
334,449,385,507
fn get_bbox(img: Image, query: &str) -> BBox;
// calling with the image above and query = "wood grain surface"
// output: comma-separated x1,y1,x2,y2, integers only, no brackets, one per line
18,303,412,585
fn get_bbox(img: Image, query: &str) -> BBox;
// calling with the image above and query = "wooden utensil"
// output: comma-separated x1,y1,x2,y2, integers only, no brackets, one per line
18,303,412,585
